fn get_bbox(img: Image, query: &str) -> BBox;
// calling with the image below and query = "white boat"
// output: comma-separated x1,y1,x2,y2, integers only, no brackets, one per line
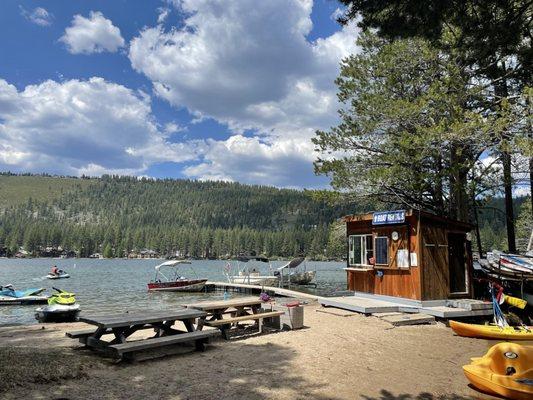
148,260,208,292
275,257,317,286
225,256,279,286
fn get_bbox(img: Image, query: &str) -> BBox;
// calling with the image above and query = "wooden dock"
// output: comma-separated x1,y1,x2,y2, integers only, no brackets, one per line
205,281,320,300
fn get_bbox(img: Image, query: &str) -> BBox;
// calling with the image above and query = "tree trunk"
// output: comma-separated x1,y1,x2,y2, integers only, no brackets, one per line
530,155,533,221
493,71,516,253
472,197,483,258
502,149,517,252
449,143,470,222
434,153,445,215
529,94,533,223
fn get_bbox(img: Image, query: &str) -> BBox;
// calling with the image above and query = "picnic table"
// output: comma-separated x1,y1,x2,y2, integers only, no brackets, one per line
185,296,284,339
67,308,219,360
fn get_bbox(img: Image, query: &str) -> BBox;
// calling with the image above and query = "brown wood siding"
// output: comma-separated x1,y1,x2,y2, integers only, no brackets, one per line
347,268,421,299
346,209,472,301
420,225,449,300
347,219,422,300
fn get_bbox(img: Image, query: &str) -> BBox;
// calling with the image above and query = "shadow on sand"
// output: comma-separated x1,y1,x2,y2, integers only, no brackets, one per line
2,340,341,400
360,389,492,400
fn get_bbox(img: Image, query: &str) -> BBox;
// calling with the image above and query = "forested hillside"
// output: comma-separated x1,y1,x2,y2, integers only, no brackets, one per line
0,174,354,259
0,173,528,259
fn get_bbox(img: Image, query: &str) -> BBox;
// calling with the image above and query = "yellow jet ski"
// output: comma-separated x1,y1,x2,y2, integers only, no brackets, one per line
450,320,533,340
35,288,80,322
463,342,533,400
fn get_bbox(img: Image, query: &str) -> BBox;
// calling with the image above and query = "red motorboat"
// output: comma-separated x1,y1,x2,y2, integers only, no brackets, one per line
147,260,208,292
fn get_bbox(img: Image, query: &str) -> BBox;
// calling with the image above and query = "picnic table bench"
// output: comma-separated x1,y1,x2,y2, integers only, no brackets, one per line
185,297,285,339
66,309,219,360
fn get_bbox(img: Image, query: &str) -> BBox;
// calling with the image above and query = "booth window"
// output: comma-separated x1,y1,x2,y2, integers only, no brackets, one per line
375,236,389,265
348,234,374,267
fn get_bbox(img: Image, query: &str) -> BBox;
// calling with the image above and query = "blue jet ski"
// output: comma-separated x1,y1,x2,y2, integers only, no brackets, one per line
0,284,48,305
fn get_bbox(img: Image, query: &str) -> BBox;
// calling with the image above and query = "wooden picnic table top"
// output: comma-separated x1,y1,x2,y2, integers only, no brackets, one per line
185,296,264,311
79,309,207,329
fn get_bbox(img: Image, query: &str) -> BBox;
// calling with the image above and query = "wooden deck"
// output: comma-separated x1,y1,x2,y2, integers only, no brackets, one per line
319,292,493,318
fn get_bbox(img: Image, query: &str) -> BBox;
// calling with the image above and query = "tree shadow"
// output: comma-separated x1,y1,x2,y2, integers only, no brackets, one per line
2,339,343,400
360,389,492,400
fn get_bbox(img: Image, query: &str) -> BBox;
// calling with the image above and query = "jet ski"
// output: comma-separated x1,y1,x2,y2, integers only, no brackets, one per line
35,288,80,322
46,270,70,279
0,284,48,305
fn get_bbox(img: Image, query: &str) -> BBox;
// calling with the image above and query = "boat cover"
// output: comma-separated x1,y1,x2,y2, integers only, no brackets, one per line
277,257,305,271
0,287,45,298
155,260,192,270
236,256,269,263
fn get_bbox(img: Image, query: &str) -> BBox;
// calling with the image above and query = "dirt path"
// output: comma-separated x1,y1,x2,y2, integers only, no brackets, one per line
0,303,499,400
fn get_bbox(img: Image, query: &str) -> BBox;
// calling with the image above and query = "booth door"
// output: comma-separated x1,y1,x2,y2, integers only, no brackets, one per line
421,225,449,300
448,233,468,294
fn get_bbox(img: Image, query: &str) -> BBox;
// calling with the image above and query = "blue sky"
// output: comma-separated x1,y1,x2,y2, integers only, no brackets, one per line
0,0,359,188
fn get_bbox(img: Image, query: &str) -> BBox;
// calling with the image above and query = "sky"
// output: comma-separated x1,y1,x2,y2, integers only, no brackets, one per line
0,0,360,188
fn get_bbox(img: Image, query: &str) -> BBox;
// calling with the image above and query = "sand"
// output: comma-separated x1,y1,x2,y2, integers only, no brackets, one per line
0,303,500,400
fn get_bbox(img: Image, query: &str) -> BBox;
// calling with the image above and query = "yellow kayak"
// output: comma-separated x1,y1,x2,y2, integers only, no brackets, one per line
463,342,533,400
450,320,533,340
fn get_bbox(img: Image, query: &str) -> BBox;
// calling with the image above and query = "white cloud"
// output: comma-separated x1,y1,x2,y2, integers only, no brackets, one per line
20,6,54,26
157,7,170,23
0,77,200,176
183,135,326,187
330,7,345,21
60,11,125,55
163,122,186,135
129,0,359,186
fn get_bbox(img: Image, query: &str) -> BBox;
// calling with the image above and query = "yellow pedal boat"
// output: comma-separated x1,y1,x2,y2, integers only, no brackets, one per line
463,342,533,400
450,320,533,340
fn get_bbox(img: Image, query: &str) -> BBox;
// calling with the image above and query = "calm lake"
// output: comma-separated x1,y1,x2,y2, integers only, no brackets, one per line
0,258,346,325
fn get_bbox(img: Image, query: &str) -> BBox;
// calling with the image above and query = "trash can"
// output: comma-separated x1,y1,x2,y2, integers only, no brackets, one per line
285,302,304,330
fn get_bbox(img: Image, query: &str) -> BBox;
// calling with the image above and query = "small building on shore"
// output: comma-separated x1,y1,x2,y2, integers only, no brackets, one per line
344,209,473,301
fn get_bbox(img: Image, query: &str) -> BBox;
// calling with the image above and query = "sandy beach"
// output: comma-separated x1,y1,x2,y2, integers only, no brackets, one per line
0,302,500,400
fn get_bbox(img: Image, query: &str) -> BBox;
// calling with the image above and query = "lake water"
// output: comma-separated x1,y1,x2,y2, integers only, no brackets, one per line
0,258,347,325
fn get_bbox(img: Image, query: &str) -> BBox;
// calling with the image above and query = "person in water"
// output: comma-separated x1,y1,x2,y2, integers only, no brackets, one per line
51,265,59,275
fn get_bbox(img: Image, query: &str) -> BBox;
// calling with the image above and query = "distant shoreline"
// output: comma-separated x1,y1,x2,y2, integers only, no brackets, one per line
0,256,345,262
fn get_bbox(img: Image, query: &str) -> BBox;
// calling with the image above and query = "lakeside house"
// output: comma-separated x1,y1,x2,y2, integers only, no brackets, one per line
127,249,160,259
345,209,472,301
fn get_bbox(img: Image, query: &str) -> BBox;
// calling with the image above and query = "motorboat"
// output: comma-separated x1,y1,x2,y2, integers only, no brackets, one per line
274,257,316,286
225,256,279,286
147,260,208,292
46,270,70,279
35,288,80,322
0,284,48,305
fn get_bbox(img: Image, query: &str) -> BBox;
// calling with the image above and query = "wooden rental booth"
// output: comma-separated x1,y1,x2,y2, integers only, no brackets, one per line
345,209,473,301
